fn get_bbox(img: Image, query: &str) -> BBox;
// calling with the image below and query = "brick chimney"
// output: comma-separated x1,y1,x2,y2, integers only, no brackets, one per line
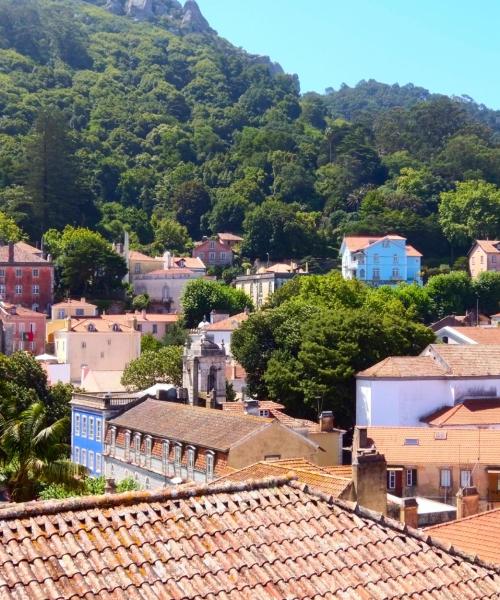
319,411,334,432
352,448,387,515
8,241,14,263
400,497,418,529
456,486,479,519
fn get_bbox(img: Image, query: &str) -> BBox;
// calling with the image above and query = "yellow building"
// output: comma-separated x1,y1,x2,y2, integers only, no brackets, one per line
51,298,98,320
53,317,141,382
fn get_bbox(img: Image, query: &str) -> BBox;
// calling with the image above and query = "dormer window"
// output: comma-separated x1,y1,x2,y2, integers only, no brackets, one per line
174,444,182,476
206,451,214,482
187,446,195,479
112,323,120,332
162,440,170,475
87,323,96,332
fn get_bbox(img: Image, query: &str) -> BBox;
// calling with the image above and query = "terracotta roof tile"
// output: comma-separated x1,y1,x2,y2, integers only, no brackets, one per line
204,312,249,331
342,235,406,252
357,356,446,378
367,426,500,463
473,240,500,254
109,399,273,452
444,327,500,345
212,459,353,498
425,399,500,427
52,298,98,309
0,477,497,599
101,313,179,324
221,400,285,413
217,232,244,242
0,242,49,264
67,317,135,332
427,508,500,565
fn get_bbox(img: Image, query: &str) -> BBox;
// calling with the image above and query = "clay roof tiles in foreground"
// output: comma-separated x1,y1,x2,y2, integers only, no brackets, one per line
366,426,500,464
213,458,353,498
108,399,273,452
425,399,500,427
426,508,500,566
358,344,500,378
0,477,499,599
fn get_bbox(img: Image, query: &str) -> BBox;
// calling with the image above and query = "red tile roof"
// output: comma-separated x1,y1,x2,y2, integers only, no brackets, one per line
473,240,500,254
217,232,244,242
425,399,500,427
367,426,500,463
427,508,500,565
0,242,50,264
67,317,135,332
343,235,405,251
52,298,97,309
204,311,249,331
0,477,498,598
101,312,179,324
443,327,500,345
221,400,285,413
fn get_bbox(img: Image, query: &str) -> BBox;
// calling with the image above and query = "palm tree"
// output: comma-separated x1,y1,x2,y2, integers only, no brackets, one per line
0,401,87,502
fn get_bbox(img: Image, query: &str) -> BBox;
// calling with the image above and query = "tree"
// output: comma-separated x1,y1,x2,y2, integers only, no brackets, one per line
121,346,183,391
439,180,500,247
0,401,86,502
172,181,212,239
141,333,163,353
0,210,25,242
44,226,127,297
472,271,500,316
132,293,151,311
209,191,249,234
150,216,192,255
426,271,474,319
24,108,93,239
181,279,252,328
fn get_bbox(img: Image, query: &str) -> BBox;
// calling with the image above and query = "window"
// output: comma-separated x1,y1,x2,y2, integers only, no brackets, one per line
81,342,86,349
15,268,22,278
112,323,120,332
145,477,151,490
136,324,142,332
220,252,227,261
15,285,22,295
88,417,94,440
0,284,5,297
96,419,102,442
162,441,170,475
87,323,96,332
174,444,182,476
209,252,216,261
206,452,214,482
32,269,39,278
32,285,39,295
393,254,399,264
96,453,102,473
373,268,380,280
29,322,36,334
373,253,379,263
492,255,497,263
388,470,396,490
440,468,451,488
18,322,25,334
134,264,142,274
134,433,141,463
145,436,152,468
57,309,65,319
73,447,80,464
0,269,4,277
392,268,400,279
460,469,472,488
382,240,390,248
187,447,195,478
110,427,116,456
198,252,204,260
259,409,270,417
209,240,216,249
75,414,80,436
152,324,158,334
404,438,419,446
75,308,84,316
264,454,281,461
81,415,87,437
406,468,417,488
359,268,365,279
81,449,87,467
88,451,94,471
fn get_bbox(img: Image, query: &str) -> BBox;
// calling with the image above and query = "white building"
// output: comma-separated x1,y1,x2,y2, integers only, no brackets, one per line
356,344,500,427
434,326,500,345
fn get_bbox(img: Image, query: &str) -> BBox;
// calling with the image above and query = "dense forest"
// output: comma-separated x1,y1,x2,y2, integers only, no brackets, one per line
0,0,499,269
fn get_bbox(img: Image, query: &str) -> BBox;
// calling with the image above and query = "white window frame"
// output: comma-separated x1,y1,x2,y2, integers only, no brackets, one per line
88,417,94,440
15,284,22,295
32,285,40,295
124,431,131,461
162,441,170,475
81,449,87,467
406,468,416,487
110,426,116,457
174,444,182,476
460,469,472,488
81,415,87,438
145,436,152,468
134,433,141,463
74,447,80,464
96,419,102,442
96,453,102,473
187,446,195,479
440,468,451,488
74,414,80,436
388,470,396,490
206,452,214,482
15,268,22,278
32,268,39,278
88,450,94,471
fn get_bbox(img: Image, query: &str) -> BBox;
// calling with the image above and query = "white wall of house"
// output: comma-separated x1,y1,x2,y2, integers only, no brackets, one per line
356,377,500,426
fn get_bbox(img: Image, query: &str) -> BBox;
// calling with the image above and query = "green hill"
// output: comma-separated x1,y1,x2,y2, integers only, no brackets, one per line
0,0,499,264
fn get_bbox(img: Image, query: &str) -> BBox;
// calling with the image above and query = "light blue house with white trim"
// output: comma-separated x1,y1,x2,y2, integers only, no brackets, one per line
340,235,422,286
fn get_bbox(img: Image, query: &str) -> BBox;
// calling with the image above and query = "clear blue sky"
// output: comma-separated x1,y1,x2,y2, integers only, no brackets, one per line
196,0,499,108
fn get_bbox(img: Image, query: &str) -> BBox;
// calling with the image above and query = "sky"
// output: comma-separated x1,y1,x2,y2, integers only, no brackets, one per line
196,0,500,109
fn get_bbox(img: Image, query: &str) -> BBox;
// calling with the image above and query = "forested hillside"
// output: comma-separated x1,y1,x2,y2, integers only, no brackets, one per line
0,0,499,267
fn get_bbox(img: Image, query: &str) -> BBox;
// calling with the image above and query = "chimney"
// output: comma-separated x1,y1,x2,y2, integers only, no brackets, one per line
80,297,86,303
163,251,172,270
352,449,387,515
65,316,72,331
352,426,369,455
319,411,334,432
8,241,14,263
244,399,260,416
105,478,117,494
400,497,418,529
210,309,216,324
80,364,90,385
456,486,479,519
141,309,146,319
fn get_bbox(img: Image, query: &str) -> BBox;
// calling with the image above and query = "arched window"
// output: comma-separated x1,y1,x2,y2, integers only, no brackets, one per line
207,366,217,393
87,323,96,332
162,285,170,301
112,323,120,332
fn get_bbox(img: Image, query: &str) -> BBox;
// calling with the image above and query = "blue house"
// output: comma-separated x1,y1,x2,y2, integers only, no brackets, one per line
340,235,422,286
71,392,141,476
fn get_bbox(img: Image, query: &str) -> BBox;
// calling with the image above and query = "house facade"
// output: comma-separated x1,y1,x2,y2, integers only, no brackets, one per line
434,326,500,345
122,249,206,284
0,302,46,355
53,317,141,382
356,344,500,427
193,236,233,267
468,240,500,278
104,399,321,489
0,241,54,312
51,298,98,320
340,235,422,286
101,311,179,341
234,263,305,308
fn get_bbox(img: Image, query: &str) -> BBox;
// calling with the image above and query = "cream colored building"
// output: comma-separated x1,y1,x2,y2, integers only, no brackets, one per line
53,317,141,382
51,298,98,320
234,263,306,309
468,240,500,278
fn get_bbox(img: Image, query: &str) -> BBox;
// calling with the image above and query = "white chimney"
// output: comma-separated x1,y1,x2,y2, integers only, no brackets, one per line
163,251,172,270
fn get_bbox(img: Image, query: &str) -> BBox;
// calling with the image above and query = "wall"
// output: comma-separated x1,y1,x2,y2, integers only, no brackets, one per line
133,271,204,312
71,406,105,476
0,264,53,312
55,330,141,381
228,421,319,468
193,239,233,266
307,430,343,466
51,304,98,320
356,377,500,426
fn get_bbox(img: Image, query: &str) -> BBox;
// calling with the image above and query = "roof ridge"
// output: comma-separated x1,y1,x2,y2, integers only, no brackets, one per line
0,475,298,521
288,480,500,575
426,506,500,530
